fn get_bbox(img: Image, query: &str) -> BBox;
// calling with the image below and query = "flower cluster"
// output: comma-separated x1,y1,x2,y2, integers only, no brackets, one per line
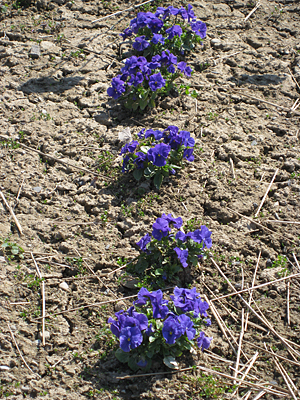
107,4,206,110
108,287,212,370
129,213,212,288
120,4,207,58
120,125,195,189
107,51,193,110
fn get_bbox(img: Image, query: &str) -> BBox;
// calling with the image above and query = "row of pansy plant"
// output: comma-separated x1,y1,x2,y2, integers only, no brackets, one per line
107,5,212,371
120,125,195,189
129,213,212,288
109,286,212,371
107,4,207,110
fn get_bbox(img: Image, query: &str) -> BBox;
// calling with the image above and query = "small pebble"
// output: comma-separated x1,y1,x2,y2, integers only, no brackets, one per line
59,282,69,291
0,366,10,371
29,45,40,59
38,331,50,340
33,186,42,193
266,259,272,268
115,301,126,312
269,380,278,385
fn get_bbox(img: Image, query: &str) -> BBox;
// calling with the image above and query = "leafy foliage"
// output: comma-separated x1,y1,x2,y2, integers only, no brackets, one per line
128,213,212,288
120,125,195,189
108,286,212,371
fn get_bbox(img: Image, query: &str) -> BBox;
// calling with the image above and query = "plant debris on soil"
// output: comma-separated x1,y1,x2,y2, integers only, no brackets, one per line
0,0,300,399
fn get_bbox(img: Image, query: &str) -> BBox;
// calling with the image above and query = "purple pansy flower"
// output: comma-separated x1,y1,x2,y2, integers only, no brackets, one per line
120,140,139,155
175,231,187,242
168,6,180,16
133,36,150,52
190,226,212,249
191,20,207,39
171,287,200,312
197,331,212,351
107,76,126,100
178,314,196,340
177,62,193,77
137,358,148,368
122,155,130,173
183,147,194,162
149,289,169,319
161,50,177,66
147,143,171,167
137,128,145,138
152,217,171,240
149,72,166,91
161,213,183,229
174,247,189,268
148,18,164,33
146,323,154,336
136,233,151,253
165,25,182,40
194,298,209,318
162,316,182,344
179,4,195,21
133,151,147,169
144,129,164,140
119,326,143,352
151,34,165,45
167,64,176,74
120,28,133,40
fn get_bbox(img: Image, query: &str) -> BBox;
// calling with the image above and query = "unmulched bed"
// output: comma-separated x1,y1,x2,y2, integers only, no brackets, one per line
0,0,300,399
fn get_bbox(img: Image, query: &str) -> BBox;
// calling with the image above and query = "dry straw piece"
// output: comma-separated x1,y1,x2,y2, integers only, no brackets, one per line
0,190,23,235
31,253,46,346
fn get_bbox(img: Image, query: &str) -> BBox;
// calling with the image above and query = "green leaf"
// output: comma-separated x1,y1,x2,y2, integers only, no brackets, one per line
156,320,163,330
128,357,139,371
169,164,181,169
139,97,149,110
163,356,179,369
124,99,133,109
140,146,151,154
11,248,19,255
146,350,154,358
133,169,143,181
153,172,163,190
144,166,155,178
154,268,164,276
132,101,139,111
115,348,129,363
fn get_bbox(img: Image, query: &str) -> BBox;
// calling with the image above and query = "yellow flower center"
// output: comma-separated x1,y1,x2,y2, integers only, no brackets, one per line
127,338,130,341
170,331,173,335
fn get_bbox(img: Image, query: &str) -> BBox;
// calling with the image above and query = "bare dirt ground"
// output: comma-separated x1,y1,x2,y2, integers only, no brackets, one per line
0,0,300,398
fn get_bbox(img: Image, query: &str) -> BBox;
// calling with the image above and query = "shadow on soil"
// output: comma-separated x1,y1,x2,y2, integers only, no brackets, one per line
229,73,286,86
19,76,84,94
80,349,196,399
